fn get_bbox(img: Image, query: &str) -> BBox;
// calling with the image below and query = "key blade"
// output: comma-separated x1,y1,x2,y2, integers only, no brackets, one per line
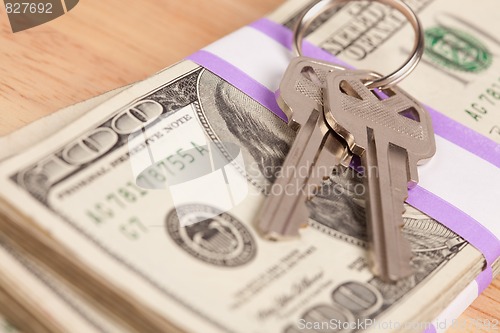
255,57,349,240
267,194,310,241
325,70,437,282
259,130,349,240
255,109,327,239
389,146,415,277
363,132,414,282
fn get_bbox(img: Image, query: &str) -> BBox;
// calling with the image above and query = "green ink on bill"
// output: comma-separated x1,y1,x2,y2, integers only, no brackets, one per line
424,26,493,73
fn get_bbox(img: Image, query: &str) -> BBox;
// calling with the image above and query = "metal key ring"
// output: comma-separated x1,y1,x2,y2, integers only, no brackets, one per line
293,0,424,90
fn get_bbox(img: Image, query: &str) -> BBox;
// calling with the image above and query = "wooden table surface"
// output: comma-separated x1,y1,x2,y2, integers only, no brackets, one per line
0,0,498,332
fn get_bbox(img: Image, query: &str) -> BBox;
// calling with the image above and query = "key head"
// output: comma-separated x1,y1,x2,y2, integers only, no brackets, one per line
324,70,436,182
279,56,345,129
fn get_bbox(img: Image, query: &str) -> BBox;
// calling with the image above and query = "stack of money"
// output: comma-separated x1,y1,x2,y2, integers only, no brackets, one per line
0,0,499,332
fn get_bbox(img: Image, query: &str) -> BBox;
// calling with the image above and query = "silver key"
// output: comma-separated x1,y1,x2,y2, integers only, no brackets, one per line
255,57,350,240
324,70,436,282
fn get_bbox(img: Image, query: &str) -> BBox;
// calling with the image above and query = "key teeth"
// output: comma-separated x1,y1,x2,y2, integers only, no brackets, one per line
257,218,307,241
407,156,420,187
388,244,414,282
369,227,415,282
387,270,414,283
262,231,300,242
375,261,414,283
263,231,301,242
255,200,310,241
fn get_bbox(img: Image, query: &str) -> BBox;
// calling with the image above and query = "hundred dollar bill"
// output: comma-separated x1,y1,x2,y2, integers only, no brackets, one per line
1,75,495,333
0,237,121,333
0,318,15,333
0,87,137,332
495,258,500,276
270,0,500,143
0,322,16,333
0,59,483,333
0,87,129,161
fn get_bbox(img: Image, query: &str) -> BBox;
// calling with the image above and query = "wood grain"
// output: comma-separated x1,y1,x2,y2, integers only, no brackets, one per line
0,0,498,332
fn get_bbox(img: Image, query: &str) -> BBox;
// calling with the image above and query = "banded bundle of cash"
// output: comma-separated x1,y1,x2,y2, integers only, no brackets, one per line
0,0,499,332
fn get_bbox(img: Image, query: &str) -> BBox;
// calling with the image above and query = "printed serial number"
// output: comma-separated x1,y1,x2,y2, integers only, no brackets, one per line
465,76,500,122
137,141,208,188
5,2,53,14
86,182,149,240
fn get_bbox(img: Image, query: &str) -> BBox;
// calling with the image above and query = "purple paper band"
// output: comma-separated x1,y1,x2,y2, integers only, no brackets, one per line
250,18,353,69
423,324,437,333
476,266,493,294
252,18,500,168
187,50,287,122
426,106,500,168
407,186,500,292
